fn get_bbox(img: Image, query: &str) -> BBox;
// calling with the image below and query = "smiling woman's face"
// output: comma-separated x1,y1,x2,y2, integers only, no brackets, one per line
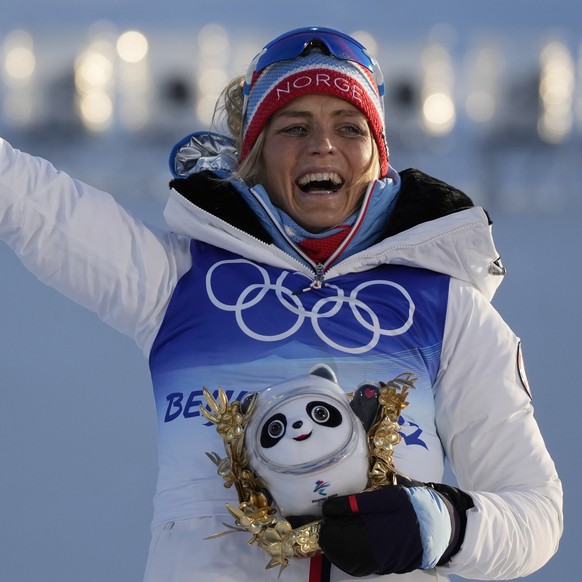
259,94,379,233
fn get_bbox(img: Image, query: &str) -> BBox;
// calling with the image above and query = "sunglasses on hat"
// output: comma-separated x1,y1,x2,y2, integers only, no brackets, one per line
242,26,385,103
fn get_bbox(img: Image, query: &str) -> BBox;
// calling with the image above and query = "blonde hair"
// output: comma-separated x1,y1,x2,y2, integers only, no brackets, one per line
212,76,263,184
212,75,381,188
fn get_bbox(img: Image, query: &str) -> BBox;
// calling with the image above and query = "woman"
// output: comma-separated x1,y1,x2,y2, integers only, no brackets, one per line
0,26,562,581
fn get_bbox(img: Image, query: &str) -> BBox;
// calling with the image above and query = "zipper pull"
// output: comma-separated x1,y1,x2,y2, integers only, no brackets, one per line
311,263,326,289
293,263,326,295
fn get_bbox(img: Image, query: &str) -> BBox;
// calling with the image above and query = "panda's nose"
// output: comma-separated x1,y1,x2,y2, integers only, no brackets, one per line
292,420,303,429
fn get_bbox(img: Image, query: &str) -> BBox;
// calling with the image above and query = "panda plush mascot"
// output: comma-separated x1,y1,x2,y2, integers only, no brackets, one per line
243,364,379,517
200,364,411,571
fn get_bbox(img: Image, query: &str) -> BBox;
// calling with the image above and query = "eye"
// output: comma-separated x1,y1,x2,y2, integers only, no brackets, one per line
339,124,362,135
338,123,369,138
260,413,287,448
268,419,285,438
279,124,309,136
310,404,330,424
307,401,343,427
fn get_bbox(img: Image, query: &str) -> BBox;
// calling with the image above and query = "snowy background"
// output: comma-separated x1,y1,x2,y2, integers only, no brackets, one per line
0,1,580,581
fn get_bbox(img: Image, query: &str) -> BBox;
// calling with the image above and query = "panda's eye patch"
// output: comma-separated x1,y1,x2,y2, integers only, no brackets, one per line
306,401,342,427
260,413,287,448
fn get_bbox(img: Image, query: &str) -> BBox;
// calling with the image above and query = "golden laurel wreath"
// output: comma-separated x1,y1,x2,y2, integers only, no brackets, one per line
200,372,415,573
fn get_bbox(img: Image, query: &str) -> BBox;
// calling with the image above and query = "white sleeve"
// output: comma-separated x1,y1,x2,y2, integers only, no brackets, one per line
0,138,192,354
435,278,563,579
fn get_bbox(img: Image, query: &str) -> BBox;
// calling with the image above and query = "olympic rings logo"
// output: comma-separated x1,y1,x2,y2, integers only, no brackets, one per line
206,259,415,354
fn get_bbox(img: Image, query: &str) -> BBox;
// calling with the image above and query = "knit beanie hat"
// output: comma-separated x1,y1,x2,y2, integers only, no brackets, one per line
241,48,389,177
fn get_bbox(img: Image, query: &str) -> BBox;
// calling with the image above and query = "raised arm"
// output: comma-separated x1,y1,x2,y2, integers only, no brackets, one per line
0,138,191,354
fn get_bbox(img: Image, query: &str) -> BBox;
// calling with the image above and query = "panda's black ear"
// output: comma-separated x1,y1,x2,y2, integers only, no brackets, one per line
240,392,258,416
350,383,381,432
309,363,338,384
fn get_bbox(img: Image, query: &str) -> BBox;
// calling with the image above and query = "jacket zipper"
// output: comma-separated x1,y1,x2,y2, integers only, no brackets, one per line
293,262,326,295
248,181,377,295
247,186,327,292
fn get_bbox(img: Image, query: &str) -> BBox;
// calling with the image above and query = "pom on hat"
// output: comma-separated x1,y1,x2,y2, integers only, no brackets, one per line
241,51,389,177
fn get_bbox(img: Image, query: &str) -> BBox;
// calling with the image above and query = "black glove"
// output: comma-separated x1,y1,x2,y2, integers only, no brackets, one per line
319,480,473,577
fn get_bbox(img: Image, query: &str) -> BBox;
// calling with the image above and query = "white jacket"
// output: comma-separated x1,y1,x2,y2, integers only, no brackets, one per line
0,137,563,581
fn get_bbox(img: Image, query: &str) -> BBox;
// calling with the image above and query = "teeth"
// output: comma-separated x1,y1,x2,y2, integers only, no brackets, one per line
297,172,343,187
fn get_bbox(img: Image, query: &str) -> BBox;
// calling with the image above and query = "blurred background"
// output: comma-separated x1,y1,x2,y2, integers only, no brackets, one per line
0,1,579,581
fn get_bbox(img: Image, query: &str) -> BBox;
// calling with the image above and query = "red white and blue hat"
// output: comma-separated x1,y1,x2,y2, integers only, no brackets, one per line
240,27,389,177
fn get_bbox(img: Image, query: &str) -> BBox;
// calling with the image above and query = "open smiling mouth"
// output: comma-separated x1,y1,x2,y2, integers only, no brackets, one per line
297,172,344,193
293,432,312,441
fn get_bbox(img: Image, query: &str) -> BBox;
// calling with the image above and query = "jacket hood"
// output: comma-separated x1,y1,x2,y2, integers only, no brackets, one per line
165,132,505,301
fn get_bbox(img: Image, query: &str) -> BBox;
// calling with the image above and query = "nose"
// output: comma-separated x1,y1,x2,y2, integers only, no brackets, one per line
292,420,303,429
308,126,335,154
